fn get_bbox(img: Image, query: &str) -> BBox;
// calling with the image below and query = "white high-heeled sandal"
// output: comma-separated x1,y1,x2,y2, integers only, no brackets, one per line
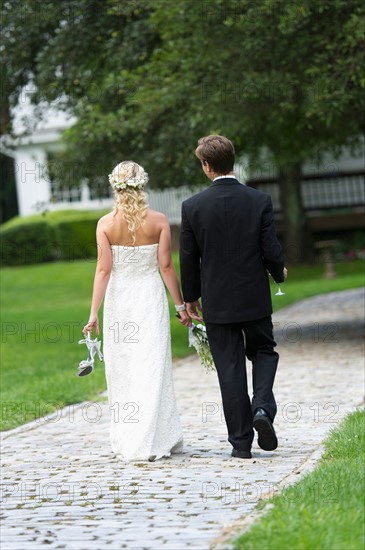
77,332,104,376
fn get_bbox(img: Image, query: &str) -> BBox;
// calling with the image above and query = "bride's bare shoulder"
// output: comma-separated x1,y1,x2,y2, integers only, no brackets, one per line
146,208,167,223
97,211,115,226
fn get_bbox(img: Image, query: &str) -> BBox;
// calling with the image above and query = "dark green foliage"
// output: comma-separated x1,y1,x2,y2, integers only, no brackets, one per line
56,219,98,261
0,210,104,265
0,221,57,265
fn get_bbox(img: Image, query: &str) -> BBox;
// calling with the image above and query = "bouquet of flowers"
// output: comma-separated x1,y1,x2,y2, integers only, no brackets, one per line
188,323,215,373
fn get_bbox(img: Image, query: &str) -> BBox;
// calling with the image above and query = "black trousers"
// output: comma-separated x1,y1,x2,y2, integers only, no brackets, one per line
205,316,278,452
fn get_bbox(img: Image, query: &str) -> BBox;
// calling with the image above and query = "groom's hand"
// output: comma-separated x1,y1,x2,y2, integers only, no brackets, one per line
186,300,203,322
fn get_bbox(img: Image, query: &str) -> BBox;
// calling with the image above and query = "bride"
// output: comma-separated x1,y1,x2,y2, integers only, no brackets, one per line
83,160,191,462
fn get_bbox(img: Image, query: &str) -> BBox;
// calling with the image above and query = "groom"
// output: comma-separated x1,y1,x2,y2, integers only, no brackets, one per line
180,135,287,459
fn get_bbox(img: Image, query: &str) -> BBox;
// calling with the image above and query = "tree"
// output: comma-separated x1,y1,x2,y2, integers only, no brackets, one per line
2,0,364,261
0,0,158,185
120,0,365,261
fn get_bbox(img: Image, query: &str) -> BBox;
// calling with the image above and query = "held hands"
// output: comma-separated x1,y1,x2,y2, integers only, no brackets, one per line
186,300,203,322
176,309,193,327
83,314,99,335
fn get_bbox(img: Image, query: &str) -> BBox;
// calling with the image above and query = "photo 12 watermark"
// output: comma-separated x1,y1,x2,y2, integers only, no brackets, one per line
1,401,141,426
201,401,340,424
201,479,338,505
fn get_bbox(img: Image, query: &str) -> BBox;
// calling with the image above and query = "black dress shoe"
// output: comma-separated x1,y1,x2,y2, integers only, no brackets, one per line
253,408,278,451
231,449,252,459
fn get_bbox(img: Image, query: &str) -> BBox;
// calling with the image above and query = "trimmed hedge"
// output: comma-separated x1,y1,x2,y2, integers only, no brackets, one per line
0,209,109,266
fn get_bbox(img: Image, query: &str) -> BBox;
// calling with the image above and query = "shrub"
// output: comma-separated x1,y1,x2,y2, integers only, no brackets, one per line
0,210,108,266
57,219,98,261
0,221,59,265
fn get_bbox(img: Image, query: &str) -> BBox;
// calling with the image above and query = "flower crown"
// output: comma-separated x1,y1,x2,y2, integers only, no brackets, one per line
108,173,147,190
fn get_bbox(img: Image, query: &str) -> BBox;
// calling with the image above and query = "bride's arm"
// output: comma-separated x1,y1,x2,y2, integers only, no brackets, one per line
158,217,191,327
83,221,112,335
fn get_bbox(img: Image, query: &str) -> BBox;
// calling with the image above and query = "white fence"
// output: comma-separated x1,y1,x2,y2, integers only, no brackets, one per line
257,173,365,212
147,186,202,224
47,173,365,223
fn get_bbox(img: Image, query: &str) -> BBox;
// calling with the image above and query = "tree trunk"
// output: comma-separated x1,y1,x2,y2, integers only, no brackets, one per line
0,102,11,136
278,162,314,263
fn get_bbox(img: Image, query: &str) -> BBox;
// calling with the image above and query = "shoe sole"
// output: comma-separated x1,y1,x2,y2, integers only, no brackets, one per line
253,417,278,451
77,366,93,376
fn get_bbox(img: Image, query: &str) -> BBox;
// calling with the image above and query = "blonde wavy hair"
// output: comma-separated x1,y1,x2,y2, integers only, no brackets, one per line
109,161,149,244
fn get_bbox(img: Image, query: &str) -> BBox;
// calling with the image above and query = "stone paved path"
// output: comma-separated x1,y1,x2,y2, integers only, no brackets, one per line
1,289,364,550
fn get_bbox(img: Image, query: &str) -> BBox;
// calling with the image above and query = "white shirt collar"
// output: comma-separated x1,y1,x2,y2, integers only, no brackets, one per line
213,174,236,182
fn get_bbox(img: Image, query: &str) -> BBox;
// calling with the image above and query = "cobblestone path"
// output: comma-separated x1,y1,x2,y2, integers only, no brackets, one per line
1,289,364,549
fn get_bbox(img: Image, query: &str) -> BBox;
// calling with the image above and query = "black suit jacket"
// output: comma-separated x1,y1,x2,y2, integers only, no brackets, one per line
179,178,285,323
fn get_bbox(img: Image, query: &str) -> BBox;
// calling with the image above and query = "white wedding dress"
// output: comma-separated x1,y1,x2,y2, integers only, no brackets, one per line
103,243,184,461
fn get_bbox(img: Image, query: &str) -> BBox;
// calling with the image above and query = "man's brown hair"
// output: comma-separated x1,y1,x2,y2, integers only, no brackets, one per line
195,135,235,174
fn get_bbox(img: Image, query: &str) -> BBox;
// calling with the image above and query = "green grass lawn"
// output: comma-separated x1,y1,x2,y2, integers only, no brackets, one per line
0,256,364,430
233,409,365,550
